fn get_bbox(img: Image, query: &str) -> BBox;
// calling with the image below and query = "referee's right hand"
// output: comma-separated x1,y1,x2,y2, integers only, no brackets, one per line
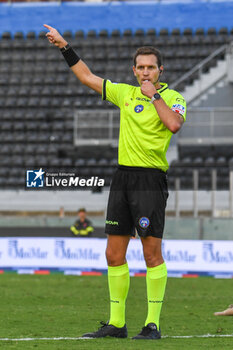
44,24,68,49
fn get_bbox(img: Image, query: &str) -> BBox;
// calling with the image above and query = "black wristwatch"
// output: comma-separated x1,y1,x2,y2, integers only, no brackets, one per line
60,44,70,52
150,93,161,103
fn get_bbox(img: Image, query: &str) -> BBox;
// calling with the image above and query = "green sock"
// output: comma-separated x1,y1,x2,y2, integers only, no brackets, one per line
145,262,167,328
108,263,130,328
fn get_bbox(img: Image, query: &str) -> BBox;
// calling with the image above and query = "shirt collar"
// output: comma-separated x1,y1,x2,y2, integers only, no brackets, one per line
157,82,168,93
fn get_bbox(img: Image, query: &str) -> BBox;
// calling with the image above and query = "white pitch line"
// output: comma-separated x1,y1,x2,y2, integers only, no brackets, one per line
0,334,233,341
0,337,88,341
163,334,233,339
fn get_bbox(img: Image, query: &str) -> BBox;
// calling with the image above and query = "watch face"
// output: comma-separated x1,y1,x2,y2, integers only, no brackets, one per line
154,93,161,100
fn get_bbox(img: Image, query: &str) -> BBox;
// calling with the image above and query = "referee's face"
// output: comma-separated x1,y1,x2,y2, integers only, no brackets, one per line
133,54,161,86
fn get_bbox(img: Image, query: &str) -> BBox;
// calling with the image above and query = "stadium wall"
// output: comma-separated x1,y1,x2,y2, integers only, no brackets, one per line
0,1,233,37
0,227,104,237
196,83,233,108
1,218,233,240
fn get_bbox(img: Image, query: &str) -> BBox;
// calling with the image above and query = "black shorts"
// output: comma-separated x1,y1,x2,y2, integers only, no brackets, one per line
105,166,169,238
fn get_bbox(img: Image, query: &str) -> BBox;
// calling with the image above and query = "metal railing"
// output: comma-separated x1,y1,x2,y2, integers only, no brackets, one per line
172,169,233,219
178,107,233,144
74,108,233,146
170,44,228,91
74,110,120,147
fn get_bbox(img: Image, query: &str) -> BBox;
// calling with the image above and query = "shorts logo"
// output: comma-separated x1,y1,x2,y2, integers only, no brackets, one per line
172,104,185,116
26,168,45,188
134,105,144,113
139,217,150,228
106,220,119,226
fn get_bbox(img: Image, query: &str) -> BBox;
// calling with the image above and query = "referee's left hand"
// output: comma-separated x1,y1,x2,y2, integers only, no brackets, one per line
141,81,157,99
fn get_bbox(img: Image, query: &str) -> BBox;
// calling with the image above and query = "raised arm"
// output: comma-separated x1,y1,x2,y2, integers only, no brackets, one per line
44,24,103,94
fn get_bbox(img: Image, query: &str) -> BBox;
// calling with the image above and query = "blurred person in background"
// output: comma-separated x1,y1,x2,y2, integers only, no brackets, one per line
59,206,65,219
70,208,94,237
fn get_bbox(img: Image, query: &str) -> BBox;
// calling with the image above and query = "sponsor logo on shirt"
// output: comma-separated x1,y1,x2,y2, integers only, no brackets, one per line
136,97,150,102
134,105,144,113
176,97,185,103
139,217,150,228
171,104,185,116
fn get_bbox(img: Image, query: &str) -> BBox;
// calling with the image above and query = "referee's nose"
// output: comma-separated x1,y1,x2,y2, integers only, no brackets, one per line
143,67,149,75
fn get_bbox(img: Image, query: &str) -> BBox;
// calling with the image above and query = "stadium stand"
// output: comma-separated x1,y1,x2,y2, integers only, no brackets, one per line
168,144,233,190
0,27,233,190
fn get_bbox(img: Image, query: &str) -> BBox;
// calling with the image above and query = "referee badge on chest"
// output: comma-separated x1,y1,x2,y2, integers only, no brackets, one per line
134,105,144,113
139,217,150,228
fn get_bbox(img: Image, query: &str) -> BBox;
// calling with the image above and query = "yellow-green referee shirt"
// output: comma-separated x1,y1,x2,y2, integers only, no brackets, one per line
102,80,186,172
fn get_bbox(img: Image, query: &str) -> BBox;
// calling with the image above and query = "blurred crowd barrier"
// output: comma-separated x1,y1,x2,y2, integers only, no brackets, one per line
0,216,232,240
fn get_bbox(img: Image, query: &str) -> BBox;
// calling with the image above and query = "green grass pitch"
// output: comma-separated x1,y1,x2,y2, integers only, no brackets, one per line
0,274,232,349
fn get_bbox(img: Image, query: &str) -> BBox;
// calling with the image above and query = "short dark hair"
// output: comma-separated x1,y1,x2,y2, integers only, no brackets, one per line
133,46,163,68
78,207,86,213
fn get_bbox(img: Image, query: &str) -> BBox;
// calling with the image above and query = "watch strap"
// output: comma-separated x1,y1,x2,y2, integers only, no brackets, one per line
60,44,70,52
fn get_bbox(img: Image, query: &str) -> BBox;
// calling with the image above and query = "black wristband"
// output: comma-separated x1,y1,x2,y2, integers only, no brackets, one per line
60,44,80,67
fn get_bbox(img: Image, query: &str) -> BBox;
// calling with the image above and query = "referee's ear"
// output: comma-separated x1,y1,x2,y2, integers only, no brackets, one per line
132,65,137,77
159,66,164,75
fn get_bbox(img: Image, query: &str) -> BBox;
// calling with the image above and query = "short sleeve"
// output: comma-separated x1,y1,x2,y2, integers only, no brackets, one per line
102,79,125,107
169,92,187,122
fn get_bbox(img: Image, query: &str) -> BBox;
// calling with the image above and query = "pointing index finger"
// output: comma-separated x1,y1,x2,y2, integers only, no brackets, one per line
43,24,53,31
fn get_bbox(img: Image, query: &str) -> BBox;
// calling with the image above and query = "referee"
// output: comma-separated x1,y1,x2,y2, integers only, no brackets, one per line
44,24,186,340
